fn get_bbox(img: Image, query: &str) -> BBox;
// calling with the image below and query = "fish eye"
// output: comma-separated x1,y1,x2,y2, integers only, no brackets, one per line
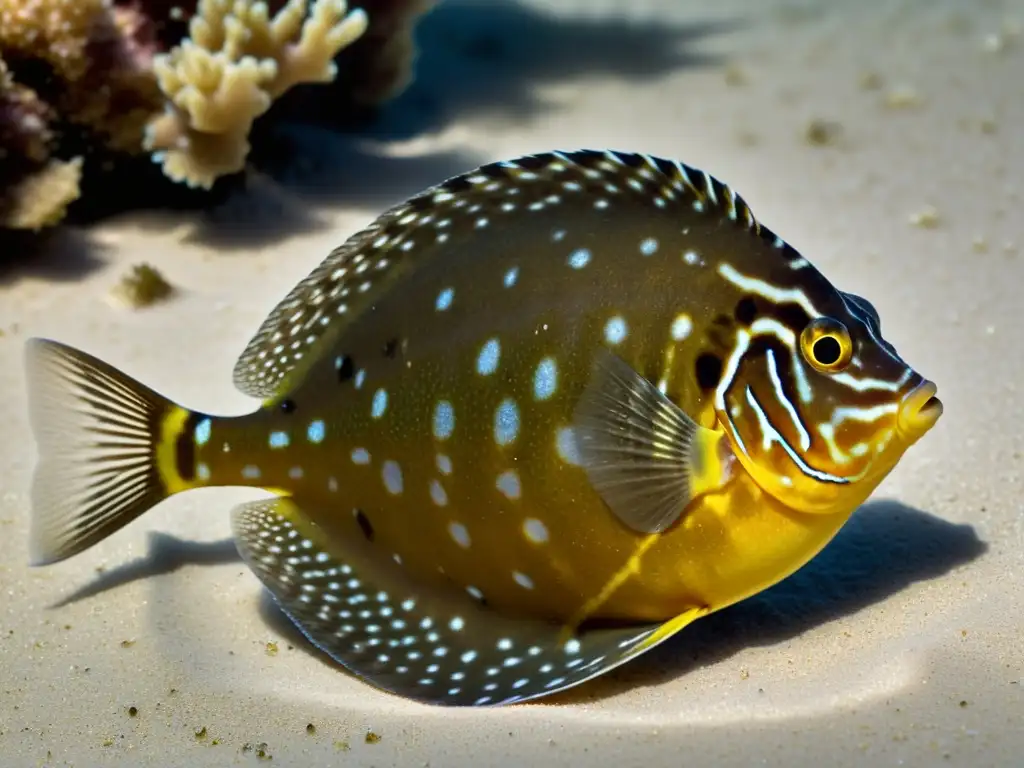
800,317,853,372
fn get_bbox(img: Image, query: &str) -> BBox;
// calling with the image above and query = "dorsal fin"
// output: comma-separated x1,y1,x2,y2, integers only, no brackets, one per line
231,149,785,399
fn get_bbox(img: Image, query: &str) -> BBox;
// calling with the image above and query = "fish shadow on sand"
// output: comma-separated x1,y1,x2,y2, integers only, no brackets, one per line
50,499,983,707
547,499,987,705
171,1,740,251
318,0,741,141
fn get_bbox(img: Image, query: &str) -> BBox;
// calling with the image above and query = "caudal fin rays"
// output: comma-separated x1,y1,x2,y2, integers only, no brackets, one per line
24,338,184,565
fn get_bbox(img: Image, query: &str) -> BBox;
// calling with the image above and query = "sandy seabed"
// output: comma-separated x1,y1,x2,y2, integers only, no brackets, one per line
1,0,1021,765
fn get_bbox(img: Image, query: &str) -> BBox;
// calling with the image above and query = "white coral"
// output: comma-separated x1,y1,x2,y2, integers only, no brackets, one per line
144,0,369,189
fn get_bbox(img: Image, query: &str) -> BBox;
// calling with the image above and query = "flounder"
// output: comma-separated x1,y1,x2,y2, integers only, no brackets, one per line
24,149,943,706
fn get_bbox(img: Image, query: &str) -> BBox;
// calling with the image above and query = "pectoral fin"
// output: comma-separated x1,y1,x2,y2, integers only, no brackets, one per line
572,350,724,534
231,497,708,706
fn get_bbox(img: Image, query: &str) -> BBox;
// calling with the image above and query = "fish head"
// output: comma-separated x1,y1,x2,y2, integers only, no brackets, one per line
711,275,943,516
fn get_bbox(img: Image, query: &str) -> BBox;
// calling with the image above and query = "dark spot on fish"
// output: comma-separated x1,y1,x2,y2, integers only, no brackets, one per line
336,355,355,383
279,398,296,414
382,338,399,359
768,302,813,333
176,411,202,482
734,296,758,325
695,353,723,389
354,509,374,542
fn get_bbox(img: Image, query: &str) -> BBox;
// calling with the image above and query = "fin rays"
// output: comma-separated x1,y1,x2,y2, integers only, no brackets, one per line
573,351,707,534
24,339,175,565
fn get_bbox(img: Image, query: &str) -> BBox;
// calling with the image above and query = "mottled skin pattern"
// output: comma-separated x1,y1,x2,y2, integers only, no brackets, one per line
193,151,937,624
25,150,942,706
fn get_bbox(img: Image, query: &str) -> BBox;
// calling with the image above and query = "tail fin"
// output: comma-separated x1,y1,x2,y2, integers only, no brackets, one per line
24,338,186,566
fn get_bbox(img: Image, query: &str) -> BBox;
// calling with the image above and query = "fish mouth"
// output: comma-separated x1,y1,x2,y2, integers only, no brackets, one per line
897,379,943,440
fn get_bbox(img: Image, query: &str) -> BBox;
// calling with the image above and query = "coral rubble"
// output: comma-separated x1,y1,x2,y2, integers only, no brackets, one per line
0,0,435,232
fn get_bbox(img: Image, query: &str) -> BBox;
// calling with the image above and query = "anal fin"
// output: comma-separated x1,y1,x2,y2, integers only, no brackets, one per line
232,498,708,707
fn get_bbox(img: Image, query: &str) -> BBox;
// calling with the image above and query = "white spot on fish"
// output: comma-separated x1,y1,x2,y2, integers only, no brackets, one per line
434,288,454,313
371,388,388,419
196,462,211,481
354,370,366,389
448,522,471,548
194,418,211,446
351,447,370,465
503,267,519,287
307,420,325,443
433,400,455,440
556,427,582,466
568,248,591,269
513,571,534,590
382,461,404,495
533,357,558,400
683,250,700,266
242,465,261,480
564,638,581,654
604,316,628,345
494,398,520,446
436,454,452,475
467,585,484,600
430,479,448,507
639,237,659,256
523,518,549,544
268,431,289,449
496,470,521,500
461,650,477,663
450,616,465,632
289,466,303,480
476,338,501,376
552,229,566,242
671,314,693,341
328,477,339,492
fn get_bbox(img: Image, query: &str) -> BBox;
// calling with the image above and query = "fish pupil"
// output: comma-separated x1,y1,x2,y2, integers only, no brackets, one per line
812,336,842,365
279,399,296,413
695,353,723,389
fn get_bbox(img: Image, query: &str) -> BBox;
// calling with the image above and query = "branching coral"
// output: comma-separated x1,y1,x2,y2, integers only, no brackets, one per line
144,0,369,189
0,0,434,231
